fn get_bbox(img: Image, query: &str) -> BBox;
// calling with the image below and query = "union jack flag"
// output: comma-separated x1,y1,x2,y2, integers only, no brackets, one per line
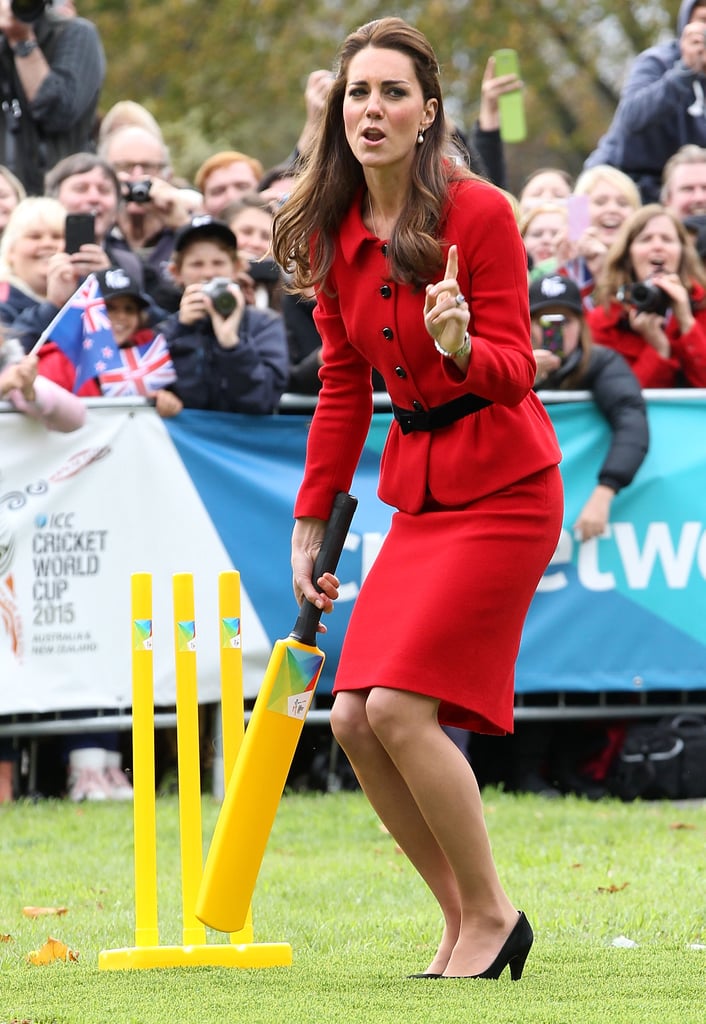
43,274,122,392
99,333,177,397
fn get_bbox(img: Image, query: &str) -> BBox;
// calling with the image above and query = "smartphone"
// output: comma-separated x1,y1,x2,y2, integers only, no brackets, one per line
65,212,96,254
539,314,565,357
493,48,527,143
567,194,591,241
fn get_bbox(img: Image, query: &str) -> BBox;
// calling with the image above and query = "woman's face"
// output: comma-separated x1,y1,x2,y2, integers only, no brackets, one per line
229,207,273,261
523,211,566,264
57,167,118,242
0,177,19,232
587,178,635,248
7,217,64,296
629,214,682,280
519,171,571,215
343,46,437,174
530,308,581,356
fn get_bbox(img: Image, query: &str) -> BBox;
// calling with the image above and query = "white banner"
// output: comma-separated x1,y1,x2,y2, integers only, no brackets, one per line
0,404,271,713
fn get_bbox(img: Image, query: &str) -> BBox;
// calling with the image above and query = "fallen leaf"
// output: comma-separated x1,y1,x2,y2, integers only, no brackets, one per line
670,822,696,830
571,863,583,869
27,936,79,965
1,933,13,942
22,906,68,918
597,882,630,893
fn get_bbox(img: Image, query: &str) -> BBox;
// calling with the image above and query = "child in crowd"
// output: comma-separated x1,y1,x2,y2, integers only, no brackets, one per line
520,203,570,279
161,215,288,413
37,267,183,417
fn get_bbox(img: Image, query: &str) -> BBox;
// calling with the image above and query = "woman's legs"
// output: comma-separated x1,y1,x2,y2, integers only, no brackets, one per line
331,688,519,976
331,690,461,973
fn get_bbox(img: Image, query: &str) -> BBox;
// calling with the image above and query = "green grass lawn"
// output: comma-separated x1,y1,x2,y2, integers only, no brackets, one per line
0,790,704,1024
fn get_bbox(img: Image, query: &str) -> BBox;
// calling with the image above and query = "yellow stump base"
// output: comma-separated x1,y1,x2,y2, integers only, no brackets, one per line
99,941,292,970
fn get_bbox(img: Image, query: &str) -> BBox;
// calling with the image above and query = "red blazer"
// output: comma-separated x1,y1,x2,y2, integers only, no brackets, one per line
586,286,706,388
295,178,561,518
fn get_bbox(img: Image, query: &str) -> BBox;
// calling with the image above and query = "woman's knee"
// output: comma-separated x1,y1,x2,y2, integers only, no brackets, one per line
365,687,435,749
329,692,371,748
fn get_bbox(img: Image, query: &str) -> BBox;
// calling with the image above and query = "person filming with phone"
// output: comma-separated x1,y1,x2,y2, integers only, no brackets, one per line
0,0,105,196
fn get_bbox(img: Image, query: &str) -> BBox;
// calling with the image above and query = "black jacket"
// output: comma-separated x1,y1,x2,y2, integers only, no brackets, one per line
0,13,105,194
159,305,289,414
538,344,649,492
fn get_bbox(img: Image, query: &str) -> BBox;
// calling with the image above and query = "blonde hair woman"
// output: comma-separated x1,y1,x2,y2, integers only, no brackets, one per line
565,165,642,304
0,197,79,351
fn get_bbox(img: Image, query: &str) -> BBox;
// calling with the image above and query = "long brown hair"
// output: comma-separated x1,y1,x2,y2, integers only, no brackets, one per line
271,17,471,292
594,203,706,309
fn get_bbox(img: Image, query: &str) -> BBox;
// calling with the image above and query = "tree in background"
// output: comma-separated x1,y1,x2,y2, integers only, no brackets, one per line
81,1,680,194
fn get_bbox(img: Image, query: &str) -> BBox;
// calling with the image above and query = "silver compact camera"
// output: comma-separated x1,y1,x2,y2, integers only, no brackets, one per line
201,277,237,317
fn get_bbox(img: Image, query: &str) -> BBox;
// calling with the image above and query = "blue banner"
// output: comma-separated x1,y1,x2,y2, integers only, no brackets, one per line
166,397,706,696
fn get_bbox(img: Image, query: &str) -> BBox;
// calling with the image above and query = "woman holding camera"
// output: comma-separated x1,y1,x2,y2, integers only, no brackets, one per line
587,204,706,387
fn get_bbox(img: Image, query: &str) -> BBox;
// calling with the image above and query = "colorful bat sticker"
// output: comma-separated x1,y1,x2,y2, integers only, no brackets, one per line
267,645,324,718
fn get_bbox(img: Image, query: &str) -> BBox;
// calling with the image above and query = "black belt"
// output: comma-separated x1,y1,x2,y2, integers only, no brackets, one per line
391,392,492,434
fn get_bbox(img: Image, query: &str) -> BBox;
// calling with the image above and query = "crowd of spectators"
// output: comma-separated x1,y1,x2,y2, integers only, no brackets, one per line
1,2,705,803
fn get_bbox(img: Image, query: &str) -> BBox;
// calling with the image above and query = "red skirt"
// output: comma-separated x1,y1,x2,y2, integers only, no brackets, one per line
333,465,563,735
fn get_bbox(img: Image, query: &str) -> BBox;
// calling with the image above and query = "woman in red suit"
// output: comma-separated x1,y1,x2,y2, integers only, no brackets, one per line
587,204,706,387
273,18,563,981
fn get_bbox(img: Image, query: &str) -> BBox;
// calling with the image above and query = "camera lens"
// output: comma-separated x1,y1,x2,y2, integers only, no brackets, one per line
11,0,47,22
122,180,152,204
202,277,237,317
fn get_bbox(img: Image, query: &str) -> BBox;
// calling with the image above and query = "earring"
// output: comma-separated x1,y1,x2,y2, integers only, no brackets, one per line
417,128,425,144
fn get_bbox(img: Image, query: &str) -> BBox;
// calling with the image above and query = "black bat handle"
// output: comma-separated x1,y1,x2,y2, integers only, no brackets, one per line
289,491,358,646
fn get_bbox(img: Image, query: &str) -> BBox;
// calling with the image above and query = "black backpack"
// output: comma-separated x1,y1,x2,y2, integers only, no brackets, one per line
612,714,706,801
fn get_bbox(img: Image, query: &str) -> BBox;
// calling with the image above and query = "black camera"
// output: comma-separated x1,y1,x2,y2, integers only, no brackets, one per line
201,277,237,317
622,281,671,317
11,0,49,22
121,179,152,205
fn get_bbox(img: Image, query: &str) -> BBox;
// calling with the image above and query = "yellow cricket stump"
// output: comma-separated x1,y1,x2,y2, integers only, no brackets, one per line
99,571,292,970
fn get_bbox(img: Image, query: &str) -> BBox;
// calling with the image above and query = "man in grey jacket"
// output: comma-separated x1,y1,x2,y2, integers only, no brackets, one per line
0,0,105,195
585,1,706,203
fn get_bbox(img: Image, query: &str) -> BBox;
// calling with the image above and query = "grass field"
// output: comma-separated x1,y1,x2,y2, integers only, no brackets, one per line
0,789,704,1024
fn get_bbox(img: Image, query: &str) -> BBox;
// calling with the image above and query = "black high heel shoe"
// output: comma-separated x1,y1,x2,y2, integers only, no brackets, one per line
445,911,533,981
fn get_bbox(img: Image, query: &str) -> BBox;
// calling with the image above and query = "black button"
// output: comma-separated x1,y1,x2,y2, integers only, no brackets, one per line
382,326,394,340
381,244,388,256
394,366,407,378
412,400,423,411
380,284,392,298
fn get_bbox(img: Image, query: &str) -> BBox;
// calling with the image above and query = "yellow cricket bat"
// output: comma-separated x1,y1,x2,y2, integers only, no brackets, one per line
195,492,358,932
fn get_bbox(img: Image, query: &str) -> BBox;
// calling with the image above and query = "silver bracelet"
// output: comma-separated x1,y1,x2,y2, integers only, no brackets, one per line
434,332,470,359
